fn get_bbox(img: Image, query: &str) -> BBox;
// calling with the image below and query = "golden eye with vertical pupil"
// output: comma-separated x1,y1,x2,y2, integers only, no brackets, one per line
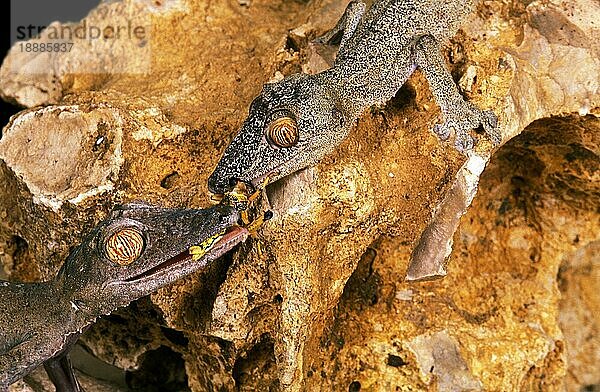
105,227,145,266
266,113,299,148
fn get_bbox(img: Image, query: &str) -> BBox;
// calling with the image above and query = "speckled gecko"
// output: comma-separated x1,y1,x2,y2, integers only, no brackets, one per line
208,0,501,194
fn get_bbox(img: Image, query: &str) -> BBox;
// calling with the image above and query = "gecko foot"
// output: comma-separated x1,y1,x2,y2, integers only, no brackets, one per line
433,101,501,153
313,0,366,47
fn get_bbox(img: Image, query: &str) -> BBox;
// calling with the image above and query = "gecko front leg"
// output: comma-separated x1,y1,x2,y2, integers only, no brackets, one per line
414,34,501,152
314,0,366,49
44,351,82,392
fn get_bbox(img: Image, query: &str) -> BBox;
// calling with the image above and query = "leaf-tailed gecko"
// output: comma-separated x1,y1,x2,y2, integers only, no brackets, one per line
208,0,501,194
1,202,248,391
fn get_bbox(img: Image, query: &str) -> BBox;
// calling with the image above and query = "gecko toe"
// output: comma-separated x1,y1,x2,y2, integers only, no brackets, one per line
454,131,475,152
481,110,502,146
433,123,451,141
435,103,501,152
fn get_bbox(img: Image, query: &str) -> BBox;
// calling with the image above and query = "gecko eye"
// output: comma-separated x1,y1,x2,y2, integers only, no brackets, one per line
266,110,299,148
104,227,145,266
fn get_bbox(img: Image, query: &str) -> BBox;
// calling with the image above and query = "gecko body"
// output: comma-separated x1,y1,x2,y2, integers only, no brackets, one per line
208,0,500,194
0,202,248,391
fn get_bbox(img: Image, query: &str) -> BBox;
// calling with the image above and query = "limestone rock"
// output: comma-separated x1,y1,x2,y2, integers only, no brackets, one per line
559,239,600,390
0,105,124,212
407,330,483,391
0,0,598,390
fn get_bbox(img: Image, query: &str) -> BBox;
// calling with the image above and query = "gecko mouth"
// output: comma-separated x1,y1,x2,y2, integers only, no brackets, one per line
124,226,248,283
208,168,280,202
249,168,281,190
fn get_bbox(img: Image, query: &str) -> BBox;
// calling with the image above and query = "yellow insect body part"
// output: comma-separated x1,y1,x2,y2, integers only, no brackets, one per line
245,210,273,235
208,174,275,238
222,190,249,212
229,175,273,224
189,229,226,261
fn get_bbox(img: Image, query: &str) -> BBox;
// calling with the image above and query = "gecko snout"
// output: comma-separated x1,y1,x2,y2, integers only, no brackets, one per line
207,172,232,195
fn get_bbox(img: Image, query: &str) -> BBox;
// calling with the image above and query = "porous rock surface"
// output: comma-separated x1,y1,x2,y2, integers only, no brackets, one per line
0,0,598,391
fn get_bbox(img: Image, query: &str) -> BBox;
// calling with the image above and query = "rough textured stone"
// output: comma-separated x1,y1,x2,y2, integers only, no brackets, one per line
0,0,598,391
0,105,124,211
407,330,483,391
302,115,597,391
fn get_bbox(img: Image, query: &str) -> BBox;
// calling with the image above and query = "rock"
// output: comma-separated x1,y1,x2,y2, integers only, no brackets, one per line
0,95,204,279
558,231,600,391
0,105,124,212
0,1,153,108
407,330,483,391
0,0,598,390
0,103,124,279
304,115,598,391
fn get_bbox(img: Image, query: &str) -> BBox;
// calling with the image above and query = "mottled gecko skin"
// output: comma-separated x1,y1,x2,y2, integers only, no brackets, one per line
208,0,501,194
0,202,247,390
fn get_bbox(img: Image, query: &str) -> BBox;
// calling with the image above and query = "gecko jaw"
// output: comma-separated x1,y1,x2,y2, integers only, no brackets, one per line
122,226,248,284
250,168,281,191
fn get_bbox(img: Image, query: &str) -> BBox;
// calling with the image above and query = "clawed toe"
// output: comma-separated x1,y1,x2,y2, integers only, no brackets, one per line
312,35,327,45
480,110,502,146
454,131,475,152
432,105,501,153
432,119,475,152
433,123,451,141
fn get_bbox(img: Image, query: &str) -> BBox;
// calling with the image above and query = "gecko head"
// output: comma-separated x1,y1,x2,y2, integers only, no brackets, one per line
57,202,248,313
208,73,351,194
